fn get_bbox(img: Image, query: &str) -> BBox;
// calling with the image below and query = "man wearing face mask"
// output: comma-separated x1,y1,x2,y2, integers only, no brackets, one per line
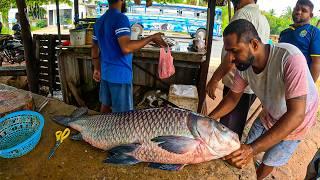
206,0,270,139
279,0,320,82
210,19,319,179
92,0,167,113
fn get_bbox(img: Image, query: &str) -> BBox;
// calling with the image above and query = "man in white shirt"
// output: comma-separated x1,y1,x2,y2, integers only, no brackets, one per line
206,0,270,139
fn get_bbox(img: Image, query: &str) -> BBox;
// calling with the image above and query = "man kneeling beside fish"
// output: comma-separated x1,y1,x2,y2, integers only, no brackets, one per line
209,19,319,179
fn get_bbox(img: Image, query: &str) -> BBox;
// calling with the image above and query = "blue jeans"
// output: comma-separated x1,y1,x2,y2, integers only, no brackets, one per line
246,118,301,167
99,80,133,113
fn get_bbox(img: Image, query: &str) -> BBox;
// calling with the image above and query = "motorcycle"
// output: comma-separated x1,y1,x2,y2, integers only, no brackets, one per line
0,34,25,66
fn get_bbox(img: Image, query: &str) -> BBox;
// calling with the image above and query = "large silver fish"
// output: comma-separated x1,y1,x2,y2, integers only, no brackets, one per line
53,107,240,170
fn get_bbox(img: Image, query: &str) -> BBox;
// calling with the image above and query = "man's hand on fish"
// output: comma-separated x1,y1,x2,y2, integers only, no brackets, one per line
223,144,254,168
151,32,167,47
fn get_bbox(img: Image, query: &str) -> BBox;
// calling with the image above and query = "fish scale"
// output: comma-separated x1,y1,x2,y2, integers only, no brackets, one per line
69,108,191,150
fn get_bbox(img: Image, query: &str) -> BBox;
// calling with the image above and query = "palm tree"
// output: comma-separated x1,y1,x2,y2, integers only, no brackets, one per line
282,6,292,19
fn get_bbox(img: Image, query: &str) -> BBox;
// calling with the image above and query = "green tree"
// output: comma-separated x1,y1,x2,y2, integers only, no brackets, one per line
311,17,320,27
220,6,232,31
0,0,72,26
269,9,275,16
0,0,14,26
262,5,320,36
281,6,292,21
262,10,291,35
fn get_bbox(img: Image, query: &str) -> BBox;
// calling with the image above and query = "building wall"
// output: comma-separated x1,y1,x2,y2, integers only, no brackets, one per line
8,8,19,30
45,4,87,26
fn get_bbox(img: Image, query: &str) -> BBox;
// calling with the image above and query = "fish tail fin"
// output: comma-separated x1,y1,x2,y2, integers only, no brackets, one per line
52,115,73,126
52,107,88,126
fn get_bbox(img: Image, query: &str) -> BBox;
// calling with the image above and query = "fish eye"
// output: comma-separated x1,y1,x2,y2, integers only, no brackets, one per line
219,124,227,131
222,126,226,130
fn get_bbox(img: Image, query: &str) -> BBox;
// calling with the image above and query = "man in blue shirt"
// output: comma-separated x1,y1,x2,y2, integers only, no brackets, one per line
92,0,167,113
279,0,320,82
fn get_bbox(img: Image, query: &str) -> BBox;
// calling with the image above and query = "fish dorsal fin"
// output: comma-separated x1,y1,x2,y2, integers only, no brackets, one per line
71,107,88,118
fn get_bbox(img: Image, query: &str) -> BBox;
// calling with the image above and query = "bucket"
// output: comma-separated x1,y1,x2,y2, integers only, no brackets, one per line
70,29,86,46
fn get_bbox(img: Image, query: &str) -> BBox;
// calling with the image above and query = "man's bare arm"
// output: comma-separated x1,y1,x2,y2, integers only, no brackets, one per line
310,56,320,82
209,90,243,119
250,96,306,154
118,33,166,54
206,52,235,99
92,42,100,71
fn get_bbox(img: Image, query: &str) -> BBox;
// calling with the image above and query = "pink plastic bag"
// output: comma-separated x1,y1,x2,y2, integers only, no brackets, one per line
158,47,175,79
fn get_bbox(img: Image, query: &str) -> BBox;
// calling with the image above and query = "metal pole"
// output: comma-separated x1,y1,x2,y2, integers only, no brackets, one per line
197,0,217,113
74,0,79,26
56,0,61,45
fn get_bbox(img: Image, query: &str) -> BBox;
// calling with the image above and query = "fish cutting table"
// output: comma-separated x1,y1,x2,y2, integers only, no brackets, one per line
0,86,256,179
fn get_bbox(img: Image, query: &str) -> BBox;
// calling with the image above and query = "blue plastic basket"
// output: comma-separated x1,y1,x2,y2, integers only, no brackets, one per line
0,111,44,158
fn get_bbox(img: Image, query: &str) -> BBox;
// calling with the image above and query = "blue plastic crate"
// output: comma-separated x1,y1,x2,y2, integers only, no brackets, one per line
0,111,44,158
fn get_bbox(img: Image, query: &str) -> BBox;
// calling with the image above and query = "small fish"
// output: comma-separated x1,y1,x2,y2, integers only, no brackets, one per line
53,107,240,171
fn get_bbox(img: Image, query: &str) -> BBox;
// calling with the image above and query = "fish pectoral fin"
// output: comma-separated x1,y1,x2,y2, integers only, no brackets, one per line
104,143,141,165
151,136,200,154
148,163,186,171
107,143,141,155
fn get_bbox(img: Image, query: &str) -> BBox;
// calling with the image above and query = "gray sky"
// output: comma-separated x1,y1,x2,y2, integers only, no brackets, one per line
257,0,320,17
